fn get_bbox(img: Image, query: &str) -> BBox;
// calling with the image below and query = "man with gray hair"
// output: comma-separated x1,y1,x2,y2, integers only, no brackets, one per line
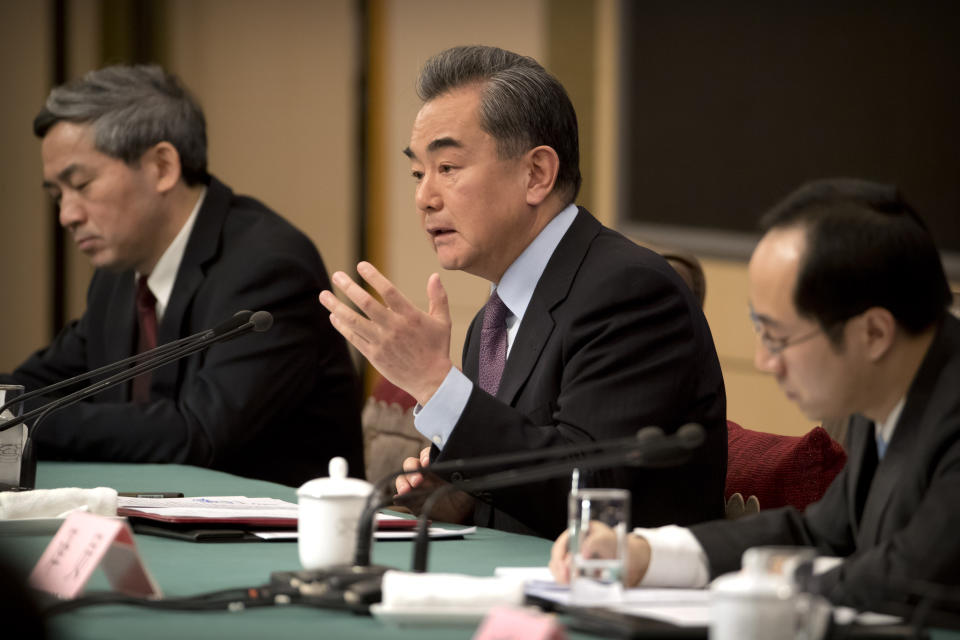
2,65,364,486
320,45,727,538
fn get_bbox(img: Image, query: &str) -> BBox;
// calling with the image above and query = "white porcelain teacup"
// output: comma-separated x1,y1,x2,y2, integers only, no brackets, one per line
710,546,830,640
297,457,373,570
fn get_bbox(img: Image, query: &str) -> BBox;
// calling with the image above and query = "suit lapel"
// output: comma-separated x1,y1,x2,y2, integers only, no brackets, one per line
151,178,231,393
858,414,913,546
857,317,954,546
100,275,137,401
496,209,602,405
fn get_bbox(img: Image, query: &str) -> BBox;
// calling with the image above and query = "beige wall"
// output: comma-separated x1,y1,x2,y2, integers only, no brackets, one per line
166,0,358,280
0,2,51,370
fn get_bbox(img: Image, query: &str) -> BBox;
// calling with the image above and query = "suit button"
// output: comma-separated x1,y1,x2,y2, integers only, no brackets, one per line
450,472,463,482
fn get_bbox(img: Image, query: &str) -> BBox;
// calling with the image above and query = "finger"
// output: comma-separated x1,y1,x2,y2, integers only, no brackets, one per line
401,455,424,488
426,273,451,323
419,446,432,467
402,455,423,472
325,303,376,349
331,270,394,325
318,290,342,313
396,473,417,495
549,531,571,583
356,261,415,314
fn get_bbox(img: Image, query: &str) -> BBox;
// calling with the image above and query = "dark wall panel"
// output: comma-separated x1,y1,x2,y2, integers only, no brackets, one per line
622,1,960,254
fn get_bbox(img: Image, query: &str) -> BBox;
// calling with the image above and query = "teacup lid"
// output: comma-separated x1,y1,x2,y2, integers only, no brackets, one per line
297,457,373,499
710,566,794,599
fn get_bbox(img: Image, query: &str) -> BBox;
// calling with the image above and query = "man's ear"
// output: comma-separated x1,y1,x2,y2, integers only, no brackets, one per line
144,141,182,194
524,145,560,206
860,307,897,362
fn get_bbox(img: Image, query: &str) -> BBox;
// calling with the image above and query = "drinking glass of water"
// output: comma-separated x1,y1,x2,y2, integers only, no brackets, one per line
568,487,630,605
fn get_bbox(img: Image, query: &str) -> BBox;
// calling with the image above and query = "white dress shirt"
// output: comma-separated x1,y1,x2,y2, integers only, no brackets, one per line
135,188,206,322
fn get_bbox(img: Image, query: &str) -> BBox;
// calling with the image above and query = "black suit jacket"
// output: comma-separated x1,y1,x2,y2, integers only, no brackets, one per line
434,208,727,539
692,313,960,609
4,177,363,486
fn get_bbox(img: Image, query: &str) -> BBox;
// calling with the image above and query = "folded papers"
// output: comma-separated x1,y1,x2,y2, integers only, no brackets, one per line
0,486,118,519
380,570,525,610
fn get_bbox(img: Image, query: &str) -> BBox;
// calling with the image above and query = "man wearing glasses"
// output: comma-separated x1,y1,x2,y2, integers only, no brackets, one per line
551,178,960,611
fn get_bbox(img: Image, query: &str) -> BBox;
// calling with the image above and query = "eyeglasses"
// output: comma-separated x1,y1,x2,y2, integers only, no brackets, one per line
749,308,823,355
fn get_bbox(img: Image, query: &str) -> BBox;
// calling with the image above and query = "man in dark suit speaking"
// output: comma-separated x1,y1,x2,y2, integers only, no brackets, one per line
551,179,960,611
319,45,727,538
1,65,363,486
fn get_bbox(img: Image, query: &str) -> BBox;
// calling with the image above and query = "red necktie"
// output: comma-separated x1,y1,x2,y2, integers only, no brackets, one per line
478,291,509,396
132,275,157,404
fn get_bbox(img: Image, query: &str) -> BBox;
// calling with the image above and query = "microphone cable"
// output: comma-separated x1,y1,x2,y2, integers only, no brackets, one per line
39,586,279,616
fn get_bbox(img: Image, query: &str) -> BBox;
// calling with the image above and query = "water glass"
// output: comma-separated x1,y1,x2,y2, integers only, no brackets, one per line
568,487,630,604
0,384,26,487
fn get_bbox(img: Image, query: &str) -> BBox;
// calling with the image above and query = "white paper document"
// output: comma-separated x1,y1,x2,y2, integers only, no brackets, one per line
117,496,297,520
497,566,710,627
254,525,478,542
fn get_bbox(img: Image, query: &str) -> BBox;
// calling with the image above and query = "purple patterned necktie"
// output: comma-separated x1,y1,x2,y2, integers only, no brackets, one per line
478,291,509,395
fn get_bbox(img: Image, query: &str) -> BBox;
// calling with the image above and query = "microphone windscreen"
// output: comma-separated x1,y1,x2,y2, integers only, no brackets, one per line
635,426,665,442
212,310,253,336
676,423,706,448
251,311,274,332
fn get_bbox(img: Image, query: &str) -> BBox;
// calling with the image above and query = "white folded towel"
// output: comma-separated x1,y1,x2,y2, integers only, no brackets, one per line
0,487,118,519
380,570,524,610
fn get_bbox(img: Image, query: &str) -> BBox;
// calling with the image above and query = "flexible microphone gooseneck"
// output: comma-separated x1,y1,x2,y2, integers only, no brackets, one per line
1,311,273,490
214,424,706,615
0,311,272,435
411,422,706,572
298,427,694,598
351,426,674,569
0,311,253,417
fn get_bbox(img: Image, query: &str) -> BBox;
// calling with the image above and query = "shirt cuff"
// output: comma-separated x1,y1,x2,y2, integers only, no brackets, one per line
412,367,473,450
633,525,710,588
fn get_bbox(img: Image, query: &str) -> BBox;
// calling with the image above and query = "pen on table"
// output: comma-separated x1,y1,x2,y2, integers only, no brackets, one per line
118,492,184,498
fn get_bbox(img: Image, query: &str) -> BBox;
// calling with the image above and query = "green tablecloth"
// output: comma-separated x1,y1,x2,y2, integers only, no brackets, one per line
7,463,958,640
3,462,560,640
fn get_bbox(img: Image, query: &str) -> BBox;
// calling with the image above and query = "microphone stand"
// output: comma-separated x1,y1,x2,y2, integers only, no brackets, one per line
0,311,253,417
1,311,272,489
353,428,665,567
298,429,670,599
272,425,703,613
412,423,705,572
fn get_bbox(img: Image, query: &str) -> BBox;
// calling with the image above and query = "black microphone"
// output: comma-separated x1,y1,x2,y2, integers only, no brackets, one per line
289,426,692,603
275,425,704,613
1,311,273,490
411,423,705,572
298,423,705,608
0,310,254,417
350,425,675,571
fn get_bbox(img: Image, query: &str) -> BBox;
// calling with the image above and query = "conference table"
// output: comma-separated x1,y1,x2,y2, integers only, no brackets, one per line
7,463,960,640
3,461,585,640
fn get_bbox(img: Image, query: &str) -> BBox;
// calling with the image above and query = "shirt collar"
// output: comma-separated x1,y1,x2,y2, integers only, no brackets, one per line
492,203,578,321
875,395,905,446
136,187,206,322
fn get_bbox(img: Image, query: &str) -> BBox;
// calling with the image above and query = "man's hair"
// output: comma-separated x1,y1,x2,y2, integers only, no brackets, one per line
417,45,581,202
34,64,209,186
759,178,952,339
